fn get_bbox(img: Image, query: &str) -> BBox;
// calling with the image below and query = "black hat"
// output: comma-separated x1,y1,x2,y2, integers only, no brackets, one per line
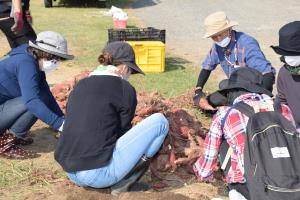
103,41,144,75
271,21,300,56
207,67,273,105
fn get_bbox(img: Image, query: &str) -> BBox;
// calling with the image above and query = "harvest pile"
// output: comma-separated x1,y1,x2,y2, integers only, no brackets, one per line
133,92,209,189
50,70,91,113
51,72,216,189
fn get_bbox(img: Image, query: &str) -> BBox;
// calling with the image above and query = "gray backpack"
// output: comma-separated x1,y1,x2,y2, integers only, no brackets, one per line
221,101,300,200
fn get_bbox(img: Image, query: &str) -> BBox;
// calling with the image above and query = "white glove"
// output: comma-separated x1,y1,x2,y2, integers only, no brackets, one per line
58,121,64,132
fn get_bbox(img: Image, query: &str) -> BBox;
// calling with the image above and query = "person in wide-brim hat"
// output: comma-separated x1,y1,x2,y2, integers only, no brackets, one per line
271,21,300,131
203,11,238,38
193,65,295,200
0,31,73,160
29,31,74,60
207,67,273,108
271,21,300,56
193,11,275,113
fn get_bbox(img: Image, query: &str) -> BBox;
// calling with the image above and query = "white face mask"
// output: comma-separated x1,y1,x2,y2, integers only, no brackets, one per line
42,60,59,73
215,36,231,48
284,56,300,66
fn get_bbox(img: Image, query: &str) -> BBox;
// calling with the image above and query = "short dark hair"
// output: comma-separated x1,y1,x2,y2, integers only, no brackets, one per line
27,47,63,61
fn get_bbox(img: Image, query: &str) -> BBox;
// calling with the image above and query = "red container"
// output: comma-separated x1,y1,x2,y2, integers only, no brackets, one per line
113,20,127,29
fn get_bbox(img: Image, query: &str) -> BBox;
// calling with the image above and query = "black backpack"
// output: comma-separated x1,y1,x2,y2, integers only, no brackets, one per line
220,101,300,200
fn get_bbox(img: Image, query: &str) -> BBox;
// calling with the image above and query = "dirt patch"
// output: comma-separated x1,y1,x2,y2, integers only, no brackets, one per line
24,180,200,200
0,71,228,200
0,34,10,56
48,74,228,199
24,177,228,200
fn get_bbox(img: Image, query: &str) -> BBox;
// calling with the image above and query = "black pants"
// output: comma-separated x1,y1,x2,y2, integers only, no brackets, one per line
0,16,36,48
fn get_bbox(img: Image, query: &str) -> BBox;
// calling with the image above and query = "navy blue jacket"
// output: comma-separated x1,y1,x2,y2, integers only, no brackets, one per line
0,44,64,129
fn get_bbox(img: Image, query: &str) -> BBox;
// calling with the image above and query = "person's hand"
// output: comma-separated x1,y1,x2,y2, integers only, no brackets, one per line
11,12,24,33
25,10,33,24
199,97,217,111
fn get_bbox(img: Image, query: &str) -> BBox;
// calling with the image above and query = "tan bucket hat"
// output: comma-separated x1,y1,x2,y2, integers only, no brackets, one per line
203,11,238,38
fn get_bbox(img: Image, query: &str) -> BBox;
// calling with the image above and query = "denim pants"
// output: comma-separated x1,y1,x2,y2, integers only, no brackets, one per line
66,113,169,188
0,97,37,138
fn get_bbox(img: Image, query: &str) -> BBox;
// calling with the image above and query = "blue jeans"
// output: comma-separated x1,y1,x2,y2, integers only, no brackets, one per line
66,113,169,188
0,97,37,138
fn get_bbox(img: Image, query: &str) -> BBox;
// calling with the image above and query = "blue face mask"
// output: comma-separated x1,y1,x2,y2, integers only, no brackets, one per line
215,36,231,47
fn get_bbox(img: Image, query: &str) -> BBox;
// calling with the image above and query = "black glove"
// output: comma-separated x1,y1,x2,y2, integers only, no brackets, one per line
193,88,205,107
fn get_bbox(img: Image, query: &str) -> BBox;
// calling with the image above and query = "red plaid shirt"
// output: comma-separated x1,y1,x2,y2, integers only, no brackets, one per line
193,93,296,183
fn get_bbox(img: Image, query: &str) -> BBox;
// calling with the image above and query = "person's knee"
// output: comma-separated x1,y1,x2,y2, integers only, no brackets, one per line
150,113,169,135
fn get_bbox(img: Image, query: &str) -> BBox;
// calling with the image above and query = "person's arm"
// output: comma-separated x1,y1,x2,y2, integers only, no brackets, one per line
118,84,137,138
244,37,274,74
11,0,23,32
12,0,22,13
39,72,64,117
17,59,64,130
194,69,211,98
193,47,219,110
193,111,222,181
262,72,275,92
276,68,288,105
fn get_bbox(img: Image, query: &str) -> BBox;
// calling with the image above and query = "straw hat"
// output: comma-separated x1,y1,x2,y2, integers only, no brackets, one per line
29,31,74,60
203,11,238,38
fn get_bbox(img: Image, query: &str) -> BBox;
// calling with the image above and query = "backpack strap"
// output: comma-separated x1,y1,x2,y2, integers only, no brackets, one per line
219,101,255,174
234,102,255,118
221,101,255,132
273,97,282,113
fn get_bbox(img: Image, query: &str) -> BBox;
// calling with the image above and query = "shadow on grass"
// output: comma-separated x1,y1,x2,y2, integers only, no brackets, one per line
132,0,161,9
53,0,161,9
26,128,58,154
51,0,135,8
165,56,191,72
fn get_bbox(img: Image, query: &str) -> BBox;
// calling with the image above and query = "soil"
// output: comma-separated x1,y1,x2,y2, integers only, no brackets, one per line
0,6,231,199
18,76,228,200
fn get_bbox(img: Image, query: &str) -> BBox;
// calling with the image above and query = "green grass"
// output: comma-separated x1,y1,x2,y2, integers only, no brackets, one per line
130,56,200,97
29,1,204,98
0,1,218,199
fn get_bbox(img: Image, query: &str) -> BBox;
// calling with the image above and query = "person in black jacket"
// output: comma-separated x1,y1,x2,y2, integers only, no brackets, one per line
55,41,169,195
271,21,300,132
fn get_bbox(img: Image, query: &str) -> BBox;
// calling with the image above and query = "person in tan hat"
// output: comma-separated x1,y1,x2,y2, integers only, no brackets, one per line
0,31,73,159
193,11,275,111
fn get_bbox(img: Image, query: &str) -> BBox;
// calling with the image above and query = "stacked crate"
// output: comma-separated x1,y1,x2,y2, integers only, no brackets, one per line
108,27,166,73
